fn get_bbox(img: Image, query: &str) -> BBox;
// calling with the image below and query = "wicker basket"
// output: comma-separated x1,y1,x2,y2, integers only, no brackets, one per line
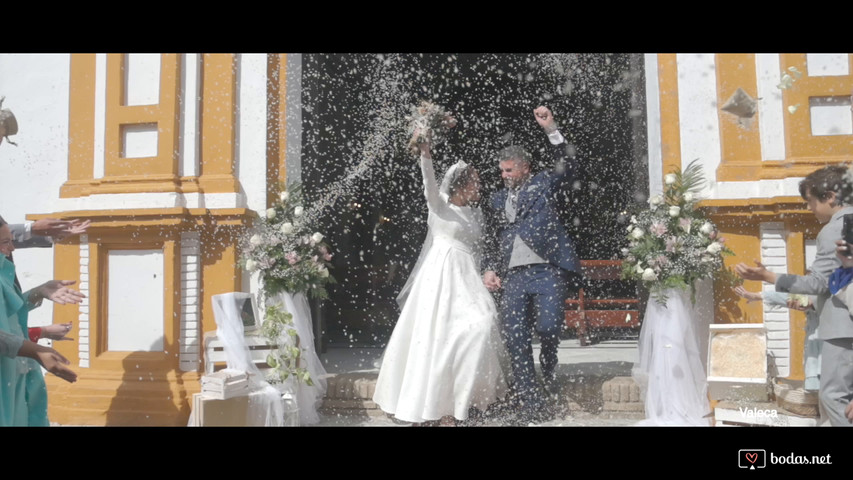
773,383,819,418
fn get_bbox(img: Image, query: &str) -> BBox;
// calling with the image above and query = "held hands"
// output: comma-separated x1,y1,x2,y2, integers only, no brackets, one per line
836,239,853,268
36,280,86,305
483,271,502,292
533,106,557,134
734,260,777,285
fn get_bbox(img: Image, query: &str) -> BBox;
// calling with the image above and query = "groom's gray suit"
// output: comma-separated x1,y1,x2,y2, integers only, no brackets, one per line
775,206,853,426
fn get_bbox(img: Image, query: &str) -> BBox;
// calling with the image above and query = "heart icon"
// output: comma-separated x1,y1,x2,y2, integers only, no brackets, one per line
745,453,758,464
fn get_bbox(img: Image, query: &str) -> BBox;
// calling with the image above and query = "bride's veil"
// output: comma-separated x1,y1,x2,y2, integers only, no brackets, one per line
395,160,468,308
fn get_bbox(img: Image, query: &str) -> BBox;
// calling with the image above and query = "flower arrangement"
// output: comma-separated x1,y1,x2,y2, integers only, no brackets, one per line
621,160,735,304
405,100,456,156
260,305,313,386
241,183,336,300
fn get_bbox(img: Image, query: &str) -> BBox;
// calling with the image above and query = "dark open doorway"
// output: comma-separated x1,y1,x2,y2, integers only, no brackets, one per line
301,53,648,348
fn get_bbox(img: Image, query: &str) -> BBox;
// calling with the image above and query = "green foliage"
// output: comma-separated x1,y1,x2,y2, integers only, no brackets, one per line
261,305,312,387
621,159,734,305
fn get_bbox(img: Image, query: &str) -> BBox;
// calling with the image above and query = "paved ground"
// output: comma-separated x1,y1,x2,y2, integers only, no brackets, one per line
313,338,644,426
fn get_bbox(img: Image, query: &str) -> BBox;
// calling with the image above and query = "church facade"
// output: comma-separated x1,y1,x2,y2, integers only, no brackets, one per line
0,53,849,425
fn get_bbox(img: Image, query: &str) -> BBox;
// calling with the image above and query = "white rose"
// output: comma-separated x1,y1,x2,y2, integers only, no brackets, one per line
280,222,294,234
294,206,304,217
665,173,677,185
245,259,257,272
706,242,722,254
669,206,681,217
683,192,694,202
699,222,714,235
635,263,644,273
630,215,638,224
279,191,289,202
642,268,657,281
650,195,663,206
249,234,262,246
266,208,276,220
311,232,324,243
318,265,329,278
626,224,634,233
630,228,644,240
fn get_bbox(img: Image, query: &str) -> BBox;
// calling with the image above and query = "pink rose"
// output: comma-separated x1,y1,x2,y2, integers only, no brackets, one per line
285,251,298,265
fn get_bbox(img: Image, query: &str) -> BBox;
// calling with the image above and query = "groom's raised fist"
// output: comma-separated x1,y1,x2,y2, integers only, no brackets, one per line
533,106,557,134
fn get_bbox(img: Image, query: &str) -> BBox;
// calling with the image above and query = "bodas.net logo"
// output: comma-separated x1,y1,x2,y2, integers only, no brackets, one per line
739,449,766,469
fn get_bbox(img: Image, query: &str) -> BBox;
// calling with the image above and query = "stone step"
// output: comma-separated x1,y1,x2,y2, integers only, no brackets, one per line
320,372,644,418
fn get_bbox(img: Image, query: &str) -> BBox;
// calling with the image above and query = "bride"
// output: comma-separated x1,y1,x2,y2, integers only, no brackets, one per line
372,123,508,425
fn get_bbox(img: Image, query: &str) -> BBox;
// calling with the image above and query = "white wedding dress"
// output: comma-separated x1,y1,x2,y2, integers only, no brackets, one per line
372,154,508,423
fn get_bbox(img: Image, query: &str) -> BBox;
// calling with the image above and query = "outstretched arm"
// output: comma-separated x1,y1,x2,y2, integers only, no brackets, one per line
533,106,575,182
415,135,442,214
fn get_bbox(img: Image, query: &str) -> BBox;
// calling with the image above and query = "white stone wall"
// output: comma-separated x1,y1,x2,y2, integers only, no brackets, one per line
0,54,71,329
179,232,201,371
760,222,790,377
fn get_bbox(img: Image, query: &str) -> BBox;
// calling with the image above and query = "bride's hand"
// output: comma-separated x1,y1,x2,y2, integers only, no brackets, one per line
483,271,501,292
409,127,432,158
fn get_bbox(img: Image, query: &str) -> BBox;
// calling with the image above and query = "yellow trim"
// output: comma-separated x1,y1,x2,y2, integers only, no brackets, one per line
62,54,97,198
715,54,764,182
198,54,240,194
782,54,853,164
104,54,181,180
266,53,288,208
62,53,245,198
658,54,682,179
41,207,252,425
784,231,807,381
711,223,764,324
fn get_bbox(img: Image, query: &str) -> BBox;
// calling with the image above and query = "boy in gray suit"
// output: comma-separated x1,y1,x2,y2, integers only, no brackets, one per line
737,165,853,426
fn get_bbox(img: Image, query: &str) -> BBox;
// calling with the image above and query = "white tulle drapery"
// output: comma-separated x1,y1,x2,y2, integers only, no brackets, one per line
632,288,712,426
202,292,286,427
267,291,328,426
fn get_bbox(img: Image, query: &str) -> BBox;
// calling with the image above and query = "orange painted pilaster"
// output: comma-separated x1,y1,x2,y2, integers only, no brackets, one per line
61,54,97,198
715,54,763,181
658,54,682,179
199,54,240,193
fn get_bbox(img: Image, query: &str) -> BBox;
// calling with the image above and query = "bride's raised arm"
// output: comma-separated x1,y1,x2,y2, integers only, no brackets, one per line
416,137,442,214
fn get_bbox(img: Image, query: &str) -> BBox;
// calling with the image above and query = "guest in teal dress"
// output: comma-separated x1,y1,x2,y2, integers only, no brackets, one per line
0,219,80,426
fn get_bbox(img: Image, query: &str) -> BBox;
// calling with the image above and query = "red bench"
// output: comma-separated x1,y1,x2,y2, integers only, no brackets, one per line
564,260,642,346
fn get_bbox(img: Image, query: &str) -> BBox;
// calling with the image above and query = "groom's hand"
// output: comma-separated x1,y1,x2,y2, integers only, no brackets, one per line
533,106,557,134
483,271,502,291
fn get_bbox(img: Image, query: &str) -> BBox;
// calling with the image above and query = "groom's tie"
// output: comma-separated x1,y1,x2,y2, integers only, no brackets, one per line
506,187,520,224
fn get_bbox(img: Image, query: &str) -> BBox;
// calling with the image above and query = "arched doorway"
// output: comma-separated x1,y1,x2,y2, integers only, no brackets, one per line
300,53,648,348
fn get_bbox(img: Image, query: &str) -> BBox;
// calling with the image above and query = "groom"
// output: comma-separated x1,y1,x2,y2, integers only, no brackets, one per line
483,106,582,424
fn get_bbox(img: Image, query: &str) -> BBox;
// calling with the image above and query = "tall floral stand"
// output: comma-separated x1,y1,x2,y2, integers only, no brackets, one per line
267,291,329,426
632,282,713,426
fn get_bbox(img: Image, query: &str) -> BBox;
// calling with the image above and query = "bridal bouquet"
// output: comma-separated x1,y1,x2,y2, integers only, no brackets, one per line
405,100,457,156
621,160,735,304
241,183,336,299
